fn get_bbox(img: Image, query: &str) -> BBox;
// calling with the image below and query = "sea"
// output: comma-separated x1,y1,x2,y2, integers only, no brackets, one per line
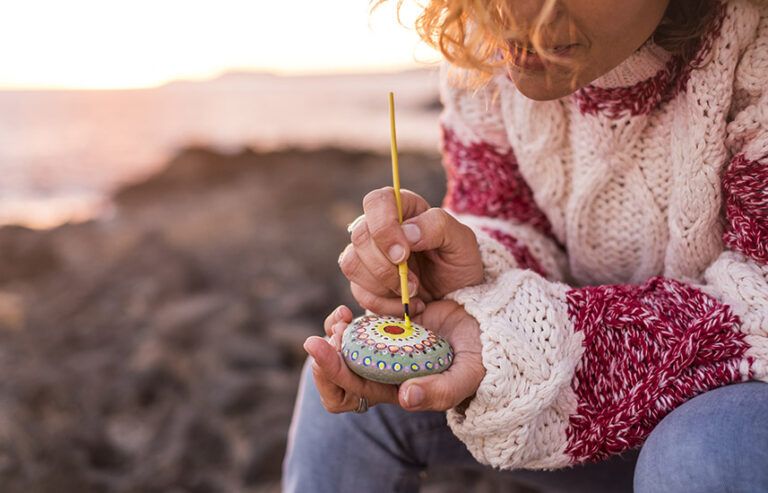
0,69,441,228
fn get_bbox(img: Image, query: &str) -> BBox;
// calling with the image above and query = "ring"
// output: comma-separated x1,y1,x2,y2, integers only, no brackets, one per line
346,214,366,233
353,395,369,414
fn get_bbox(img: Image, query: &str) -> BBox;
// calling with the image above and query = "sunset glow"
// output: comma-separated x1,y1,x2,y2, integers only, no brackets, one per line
0,0,438,90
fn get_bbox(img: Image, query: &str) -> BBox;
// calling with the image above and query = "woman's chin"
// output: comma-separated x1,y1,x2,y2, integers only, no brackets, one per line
507,64,591,101
509,71,581,101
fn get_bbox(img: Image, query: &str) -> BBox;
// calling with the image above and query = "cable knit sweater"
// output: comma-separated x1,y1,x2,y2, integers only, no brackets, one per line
440,0,768,470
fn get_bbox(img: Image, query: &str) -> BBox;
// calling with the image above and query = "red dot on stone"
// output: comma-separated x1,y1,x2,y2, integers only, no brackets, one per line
383,325,405,335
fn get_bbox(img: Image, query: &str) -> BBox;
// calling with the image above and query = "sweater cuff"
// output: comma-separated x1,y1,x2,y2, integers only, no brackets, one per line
444,269,584,469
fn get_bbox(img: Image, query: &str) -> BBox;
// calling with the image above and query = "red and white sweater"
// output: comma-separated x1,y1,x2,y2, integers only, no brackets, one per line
441,0,768,470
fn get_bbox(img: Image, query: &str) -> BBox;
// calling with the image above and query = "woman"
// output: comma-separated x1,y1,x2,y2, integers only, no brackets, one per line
285,0,768,491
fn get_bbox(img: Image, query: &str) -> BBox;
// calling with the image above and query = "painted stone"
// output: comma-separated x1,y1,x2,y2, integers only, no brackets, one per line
341,314,453,385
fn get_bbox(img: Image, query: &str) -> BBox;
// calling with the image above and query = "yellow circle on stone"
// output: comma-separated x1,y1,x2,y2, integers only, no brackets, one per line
374,320,415,340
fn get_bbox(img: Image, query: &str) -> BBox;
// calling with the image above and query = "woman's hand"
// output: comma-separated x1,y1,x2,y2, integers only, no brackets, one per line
338,187,484,317
305,301,485,413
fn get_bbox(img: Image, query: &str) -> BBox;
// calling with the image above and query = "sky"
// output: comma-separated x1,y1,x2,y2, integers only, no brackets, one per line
0,0,439,89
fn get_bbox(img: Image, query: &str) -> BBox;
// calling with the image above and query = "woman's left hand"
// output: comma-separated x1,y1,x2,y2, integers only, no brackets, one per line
304,301,485,412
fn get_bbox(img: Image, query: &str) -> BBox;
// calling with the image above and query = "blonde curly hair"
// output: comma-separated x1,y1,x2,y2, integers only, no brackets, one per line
373,0,720,87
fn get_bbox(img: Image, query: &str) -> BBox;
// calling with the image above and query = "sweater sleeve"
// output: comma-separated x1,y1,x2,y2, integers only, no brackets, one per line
444,14,768,470
438,63,569,284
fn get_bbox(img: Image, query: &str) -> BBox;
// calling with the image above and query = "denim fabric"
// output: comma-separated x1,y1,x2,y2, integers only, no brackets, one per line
283,362,768,493
634,381,768,493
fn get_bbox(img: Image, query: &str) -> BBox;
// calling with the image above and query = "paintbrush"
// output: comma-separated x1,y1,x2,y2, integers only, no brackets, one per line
388,91,412,329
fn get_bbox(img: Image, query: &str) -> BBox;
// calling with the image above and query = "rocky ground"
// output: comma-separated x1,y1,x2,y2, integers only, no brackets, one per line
0,146,535,492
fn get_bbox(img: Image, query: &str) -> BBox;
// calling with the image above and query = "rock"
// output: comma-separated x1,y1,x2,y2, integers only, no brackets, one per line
341,315,453,384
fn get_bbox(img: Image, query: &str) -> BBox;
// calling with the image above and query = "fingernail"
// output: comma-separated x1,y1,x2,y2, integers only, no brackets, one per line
388,244,405,263
303,337,324,358
346,214,365,233
303,339,316,356
402,223,421,243
408,281,417,295
332,321,346,334
414,299,425,313
405,385,424,407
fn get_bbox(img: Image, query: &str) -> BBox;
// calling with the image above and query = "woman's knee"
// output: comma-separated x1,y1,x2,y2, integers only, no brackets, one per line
283,360,447,492
634,382,768,493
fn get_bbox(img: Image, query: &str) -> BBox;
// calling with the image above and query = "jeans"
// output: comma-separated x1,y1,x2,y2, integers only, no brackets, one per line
283,363,768,493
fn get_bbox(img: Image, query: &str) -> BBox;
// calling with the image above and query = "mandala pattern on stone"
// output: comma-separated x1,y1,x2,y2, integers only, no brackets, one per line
341,315,454,382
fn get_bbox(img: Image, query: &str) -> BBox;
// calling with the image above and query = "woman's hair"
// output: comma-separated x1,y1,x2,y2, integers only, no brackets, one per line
373,0,720,87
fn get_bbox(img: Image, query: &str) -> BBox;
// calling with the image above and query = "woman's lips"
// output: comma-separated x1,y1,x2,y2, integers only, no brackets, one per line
507,42,579,71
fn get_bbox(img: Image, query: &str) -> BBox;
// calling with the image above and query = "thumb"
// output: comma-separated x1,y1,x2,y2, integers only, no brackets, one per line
398,342,485,411
404,208,477,257
398,372,477,412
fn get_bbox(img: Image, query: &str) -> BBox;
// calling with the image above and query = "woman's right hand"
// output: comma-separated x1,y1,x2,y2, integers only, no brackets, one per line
338,187,484,316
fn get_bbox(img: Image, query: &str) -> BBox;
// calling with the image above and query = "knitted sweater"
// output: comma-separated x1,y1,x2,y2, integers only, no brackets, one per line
440,0,768,470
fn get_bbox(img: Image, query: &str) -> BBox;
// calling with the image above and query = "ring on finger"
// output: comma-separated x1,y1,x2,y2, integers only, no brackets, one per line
353,395,369,414
346,214,366,233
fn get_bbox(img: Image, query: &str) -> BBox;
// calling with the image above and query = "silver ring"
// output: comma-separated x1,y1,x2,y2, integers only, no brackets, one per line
353,395,369,414
346,214,366,233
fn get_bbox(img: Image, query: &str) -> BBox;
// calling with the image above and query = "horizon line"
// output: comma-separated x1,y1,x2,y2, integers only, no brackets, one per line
0,63,441,92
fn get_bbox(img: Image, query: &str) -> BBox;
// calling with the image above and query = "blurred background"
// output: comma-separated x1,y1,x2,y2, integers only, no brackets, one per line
0,1,528,492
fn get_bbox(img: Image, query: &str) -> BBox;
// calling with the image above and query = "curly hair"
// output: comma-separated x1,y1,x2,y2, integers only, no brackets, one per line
373,0,721,87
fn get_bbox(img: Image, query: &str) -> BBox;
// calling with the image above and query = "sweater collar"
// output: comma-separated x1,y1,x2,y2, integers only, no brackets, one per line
589,41,673,89
571,2,726,118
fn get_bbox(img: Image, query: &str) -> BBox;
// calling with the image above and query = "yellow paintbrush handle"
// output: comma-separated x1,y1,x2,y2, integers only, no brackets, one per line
389,92,411,328
398,263,409,305
389,92,404,223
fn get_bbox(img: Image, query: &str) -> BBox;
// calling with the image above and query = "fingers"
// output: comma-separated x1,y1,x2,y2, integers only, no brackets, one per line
340,188,428,300
362,187,430,264
323,305,353,337
340,228,421,299
304,336,399,412
342,225,404,297
323,305,353,349
339,240,419,299
350,282,425,316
